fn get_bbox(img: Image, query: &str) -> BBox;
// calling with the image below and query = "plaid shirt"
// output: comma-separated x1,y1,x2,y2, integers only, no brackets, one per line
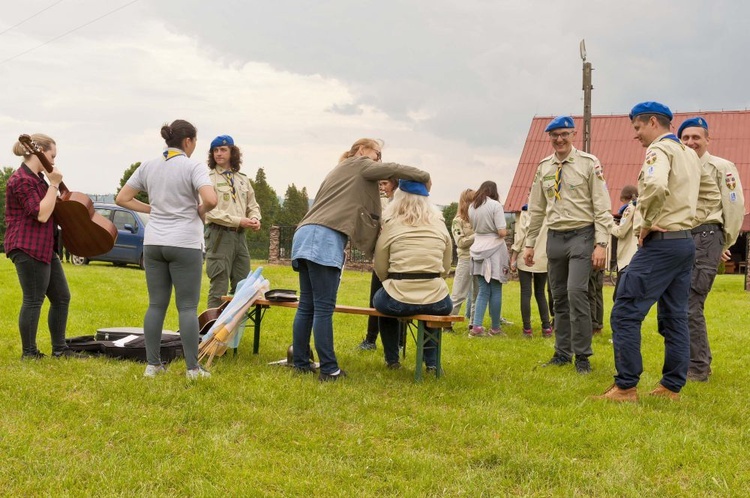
4,164,56,263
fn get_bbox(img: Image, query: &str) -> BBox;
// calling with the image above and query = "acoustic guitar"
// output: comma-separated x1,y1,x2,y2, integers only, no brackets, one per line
18,134,118,257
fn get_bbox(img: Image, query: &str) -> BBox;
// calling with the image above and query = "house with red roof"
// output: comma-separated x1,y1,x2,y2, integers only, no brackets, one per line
505,110,750,276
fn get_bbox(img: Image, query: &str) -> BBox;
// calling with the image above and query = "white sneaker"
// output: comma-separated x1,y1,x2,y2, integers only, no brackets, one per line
186,366,211,380
143,364,167,378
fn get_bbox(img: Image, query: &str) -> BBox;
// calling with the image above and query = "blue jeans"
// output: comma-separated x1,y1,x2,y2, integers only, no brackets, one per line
292,259,342,374
9,250,70,355
373,289,452,367
472,278,503,329
611,237,695,392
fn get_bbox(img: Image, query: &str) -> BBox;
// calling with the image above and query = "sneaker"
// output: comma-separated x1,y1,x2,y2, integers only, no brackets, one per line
488,327,506,337
186,365,211,380
386,361,402,370
575,357,592,374
292,365,316,375
542,354,572,367
468,326,486,337
522,328,533,338
542,327,554,338
52,348,88,359
319,369,347,382
143,364,167,378
358,339,377,351
21,351,46,360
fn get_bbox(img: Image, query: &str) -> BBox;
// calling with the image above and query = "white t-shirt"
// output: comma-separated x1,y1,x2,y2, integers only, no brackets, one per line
127,149,212,250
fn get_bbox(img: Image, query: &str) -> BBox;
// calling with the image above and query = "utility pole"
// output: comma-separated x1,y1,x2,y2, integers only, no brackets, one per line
580,39,593,153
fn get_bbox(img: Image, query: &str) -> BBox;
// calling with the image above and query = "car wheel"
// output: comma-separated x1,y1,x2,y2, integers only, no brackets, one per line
71,255,88,266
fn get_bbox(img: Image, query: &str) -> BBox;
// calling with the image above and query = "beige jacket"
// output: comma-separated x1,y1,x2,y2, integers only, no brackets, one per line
206,168,261,227
374,215,452,305
699,152,745,250
526,147,613,246
298,157,430,258
511,210,548,272
637,134,717,232
451,217,475,259
611,201,640,269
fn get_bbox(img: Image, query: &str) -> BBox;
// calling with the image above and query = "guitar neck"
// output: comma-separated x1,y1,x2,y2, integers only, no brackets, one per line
32,148,69,195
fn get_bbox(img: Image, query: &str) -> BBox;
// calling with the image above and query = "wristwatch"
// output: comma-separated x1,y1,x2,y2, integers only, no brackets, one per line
596,242,607,248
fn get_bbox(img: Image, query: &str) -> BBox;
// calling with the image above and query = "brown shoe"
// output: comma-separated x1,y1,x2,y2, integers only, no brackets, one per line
648,383,680,401
592,384,638,402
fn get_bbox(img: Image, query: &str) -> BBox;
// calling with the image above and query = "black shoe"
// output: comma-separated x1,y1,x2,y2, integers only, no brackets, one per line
543,354,572,367
575,357,592,374
52,348,89,359
386,361,402,370
358,339,377,351
319,369,347,382
292,365,316,375
21,351,46,361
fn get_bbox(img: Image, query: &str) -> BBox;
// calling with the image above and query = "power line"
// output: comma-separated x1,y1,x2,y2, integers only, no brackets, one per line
0,0,66,36
0,0,140,66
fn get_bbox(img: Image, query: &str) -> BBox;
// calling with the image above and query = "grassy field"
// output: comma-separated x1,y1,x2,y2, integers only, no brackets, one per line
1,257,749,497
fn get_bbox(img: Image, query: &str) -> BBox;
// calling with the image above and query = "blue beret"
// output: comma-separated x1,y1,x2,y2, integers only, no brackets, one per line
521,204,528,211
210,135,234,149
677,117,708,138
545,116,575,133
629,101,673,121
398,179,429,197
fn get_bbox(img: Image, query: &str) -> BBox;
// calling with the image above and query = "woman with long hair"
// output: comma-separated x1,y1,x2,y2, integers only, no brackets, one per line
449,189,477,324
291,139,430,381
373,180,452,372
468,181,509,337
116,119,217,379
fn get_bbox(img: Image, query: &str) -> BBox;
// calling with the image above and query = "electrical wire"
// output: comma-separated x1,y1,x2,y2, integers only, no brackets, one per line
0,0,66,36
0,0,140,66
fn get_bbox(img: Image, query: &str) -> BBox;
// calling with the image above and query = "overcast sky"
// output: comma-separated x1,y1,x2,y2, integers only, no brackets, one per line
1,0,748,205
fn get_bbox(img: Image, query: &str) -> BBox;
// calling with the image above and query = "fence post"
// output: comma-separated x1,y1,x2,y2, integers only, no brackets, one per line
269,225,280,264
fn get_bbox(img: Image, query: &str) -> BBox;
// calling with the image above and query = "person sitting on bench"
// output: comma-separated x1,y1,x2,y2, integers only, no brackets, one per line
372,180,453,372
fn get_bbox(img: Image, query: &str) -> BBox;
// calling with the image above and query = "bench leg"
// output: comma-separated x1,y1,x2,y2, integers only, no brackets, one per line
244,304,264,355
415,321,443,381
415,321,425,382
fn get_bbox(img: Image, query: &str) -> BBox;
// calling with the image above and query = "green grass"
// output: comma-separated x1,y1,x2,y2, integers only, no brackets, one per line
1,258,749,496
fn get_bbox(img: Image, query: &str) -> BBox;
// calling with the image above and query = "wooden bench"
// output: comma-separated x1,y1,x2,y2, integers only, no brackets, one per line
236,298,463,381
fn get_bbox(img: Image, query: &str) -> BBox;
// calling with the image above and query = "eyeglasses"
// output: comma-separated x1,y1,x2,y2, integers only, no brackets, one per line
549,131,573,140
373,149,382,161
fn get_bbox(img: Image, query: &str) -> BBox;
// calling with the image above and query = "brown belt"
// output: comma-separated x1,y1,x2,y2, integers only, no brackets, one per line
209,223,245,234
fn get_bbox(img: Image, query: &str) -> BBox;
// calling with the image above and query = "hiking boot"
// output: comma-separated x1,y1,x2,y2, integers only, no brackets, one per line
542,327,554,338
575,357,592,374
21,351,46,361
468,326,486,337
542,354,572,367
488,327,506,337
648,383,680,401
687,371,709,382
358,339,376,351
143,364,167,378
52,348,88,359
522,328,533,338
592,384,638,402
186,365,211,380
319,369,347,382
386,361,402,370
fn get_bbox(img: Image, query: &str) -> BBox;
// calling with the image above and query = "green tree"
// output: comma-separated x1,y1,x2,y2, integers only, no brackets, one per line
0,166,15,252
248,168,280,259
442,202,458,235
277,184,309,226
117,162,148,203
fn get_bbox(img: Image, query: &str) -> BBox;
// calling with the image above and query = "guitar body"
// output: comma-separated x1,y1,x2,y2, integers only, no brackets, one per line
55,191,119,257
18,134,118,258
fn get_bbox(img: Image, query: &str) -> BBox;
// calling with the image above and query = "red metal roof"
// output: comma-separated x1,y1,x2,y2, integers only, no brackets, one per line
505,111,750,229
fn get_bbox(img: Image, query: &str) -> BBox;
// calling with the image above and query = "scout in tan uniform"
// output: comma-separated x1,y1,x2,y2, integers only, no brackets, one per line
610,185,641,299
524,115,613,374
679,117,745,382
596,101,715,402
204,135,262,308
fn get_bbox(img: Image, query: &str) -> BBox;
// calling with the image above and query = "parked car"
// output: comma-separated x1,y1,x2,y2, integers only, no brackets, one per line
71,203,149,269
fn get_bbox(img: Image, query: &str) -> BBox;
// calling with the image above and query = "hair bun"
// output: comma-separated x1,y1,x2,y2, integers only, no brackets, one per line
160,125,173,141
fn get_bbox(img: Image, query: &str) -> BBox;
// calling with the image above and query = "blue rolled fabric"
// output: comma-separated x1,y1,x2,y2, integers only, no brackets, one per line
545,116,575,132
210,135,234,149
629,101,673,121
398,179,429,197
677,117,708,138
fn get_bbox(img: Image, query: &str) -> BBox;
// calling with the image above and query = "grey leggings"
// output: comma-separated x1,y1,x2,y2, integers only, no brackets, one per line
143,245,203,369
